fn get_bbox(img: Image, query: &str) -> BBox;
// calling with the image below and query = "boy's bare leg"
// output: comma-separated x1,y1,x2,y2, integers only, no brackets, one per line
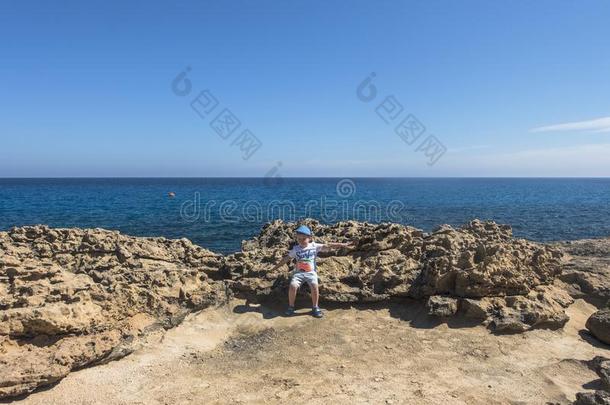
288,284,297,307
310,283,319,307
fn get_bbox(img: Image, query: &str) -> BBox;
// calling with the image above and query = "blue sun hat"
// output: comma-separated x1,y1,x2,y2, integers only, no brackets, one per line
295,225,312,236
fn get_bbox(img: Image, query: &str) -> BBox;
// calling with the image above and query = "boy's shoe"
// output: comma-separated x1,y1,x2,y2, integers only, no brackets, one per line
311,306,323,318
284,306,295,316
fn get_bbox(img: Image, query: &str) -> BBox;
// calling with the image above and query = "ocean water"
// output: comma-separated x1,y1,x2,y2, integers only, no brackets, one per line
0,178,609,254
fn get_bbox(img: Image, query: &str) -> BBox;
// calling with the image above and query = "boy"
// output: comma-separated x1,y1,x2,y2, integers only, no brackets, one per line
270,225,353,318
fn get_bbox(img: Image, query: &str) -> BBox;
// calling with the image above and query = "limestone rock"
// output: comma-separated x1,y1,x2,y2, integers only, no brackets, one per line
557,238,610,307
574,390,610,405
0,219,572,399
225,219,563,305
419,221,562,298
426,296,458,317
573,356,610,405
590,356,610,389
586,309,610,345
458,285,572,332
0,225,227,399
225,219,566,333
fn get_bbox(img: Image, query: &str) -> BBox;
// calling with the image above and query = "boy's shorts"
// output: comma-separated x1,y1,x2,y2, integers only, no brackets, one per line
290,271,318,288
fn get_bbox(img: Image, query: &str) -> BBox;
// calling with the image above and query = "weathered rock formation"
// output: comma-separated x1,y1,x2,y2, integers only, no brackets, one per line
0,219,574,398
0,226,227,399
574,356,610,405
558,238,610,307
559,238,610,347
587,308,610,345
575,390,610,405
224,219,570,333
591,356,610,390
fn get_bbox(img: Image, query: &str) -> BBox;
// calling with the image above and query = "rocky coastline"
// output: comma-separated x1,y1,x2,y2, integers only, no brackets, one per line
1,219,609,401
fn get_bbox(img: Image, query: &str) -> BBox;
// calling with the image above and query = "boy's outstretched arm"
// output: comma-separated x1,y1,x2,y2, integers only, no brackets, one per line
269,255,291,272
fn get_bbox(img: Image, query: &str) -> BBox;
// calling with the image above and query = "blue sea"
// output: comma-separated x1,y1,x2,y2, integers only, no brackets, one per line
1,178,609,254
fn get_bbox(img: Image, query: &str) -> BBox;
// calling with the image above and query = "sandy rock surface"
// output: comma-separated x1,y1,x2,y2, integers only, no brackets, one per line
10,299,610,405
1,219,608,401
0,225,227,399
573,356,610,405
225,219,569,332
558,238,610,307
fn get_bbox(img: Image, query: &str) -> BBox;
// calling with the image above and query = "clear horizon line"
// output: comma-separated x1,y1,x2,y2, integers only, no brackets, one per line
1,176,610,180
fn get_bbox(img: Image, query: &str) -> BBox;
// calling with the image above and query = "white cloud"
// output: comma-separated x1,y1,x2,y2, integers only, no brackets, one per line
531,116,610,133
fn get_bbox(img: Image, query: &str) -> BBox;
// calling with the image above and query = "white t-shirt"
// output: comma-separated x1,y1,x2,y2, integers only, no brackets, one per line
288,242,325,273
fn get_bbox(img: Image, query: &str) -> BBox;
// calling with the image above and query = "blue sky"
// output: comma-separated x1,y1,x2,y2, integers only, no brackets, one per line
1,0,610,177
